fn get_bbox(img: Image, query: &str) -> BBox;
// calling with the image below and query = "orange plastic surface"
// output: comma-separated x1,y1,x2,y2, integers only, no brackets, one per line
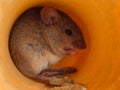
0,0,120,90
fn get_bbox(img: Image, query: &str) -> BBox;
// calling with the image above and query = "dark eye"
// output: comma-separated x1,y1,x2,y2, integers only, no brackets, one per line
65,29,72,35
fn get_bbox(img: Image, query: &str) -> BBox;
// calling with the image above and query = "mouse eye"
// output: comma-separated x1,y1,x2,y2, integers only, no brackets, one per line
65,29,72,36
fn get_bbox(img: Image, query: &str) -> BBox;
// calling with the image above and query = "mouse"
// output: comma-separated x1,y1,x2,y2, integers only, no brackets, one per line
9,7,86,85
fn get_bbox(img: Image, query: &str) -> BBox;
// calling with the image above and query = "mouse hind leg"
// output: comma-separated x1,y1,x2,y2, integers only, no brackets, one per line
33,67,77,85
40,67,77,77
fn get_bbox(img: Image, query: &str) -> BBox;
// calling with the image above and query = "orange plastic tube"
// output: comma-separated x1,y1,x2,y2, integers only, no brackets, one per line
0,0,120,90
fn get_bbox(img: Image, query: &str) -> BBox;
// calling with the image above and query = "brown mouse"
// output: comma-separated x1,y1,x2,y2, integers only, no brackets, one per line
9,7,86,85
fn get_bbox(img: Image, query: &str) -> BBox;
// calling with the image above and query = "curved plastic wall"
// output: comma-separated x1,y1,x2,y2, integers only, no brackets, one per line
0,0,120,90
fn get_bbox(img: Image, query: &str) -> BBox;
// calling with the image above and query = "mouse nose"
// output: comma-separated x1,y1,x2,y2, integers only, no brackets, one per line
72,40,86,49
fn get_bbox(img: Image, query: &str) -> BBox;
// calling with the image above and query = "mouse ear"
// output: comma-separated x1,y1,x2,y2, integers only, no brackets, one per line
40,7,61,26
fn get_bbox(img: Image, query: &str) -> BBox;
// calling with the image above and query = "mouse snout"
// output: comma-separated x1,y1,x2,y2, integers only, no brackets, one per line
72,40,86,49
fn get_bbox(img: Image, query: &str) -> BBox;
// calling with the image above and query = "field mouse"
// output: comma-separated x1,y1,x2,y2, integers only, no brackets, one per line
9,7,86,85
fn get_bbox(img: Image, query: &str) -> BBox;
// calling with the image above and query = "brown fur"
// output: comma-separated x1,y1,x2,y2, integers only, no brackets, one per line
9,7,86,84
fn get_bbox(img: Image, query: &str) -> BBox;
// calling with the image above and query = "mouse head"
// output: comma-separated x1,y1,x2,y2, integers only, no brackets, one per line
40,7,86,56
